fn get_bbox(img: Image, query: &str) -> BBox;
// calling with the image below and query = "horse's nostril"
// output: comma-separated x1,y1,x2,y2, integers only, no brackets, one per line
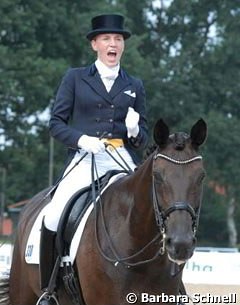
191,237,197,249
166,237,172,246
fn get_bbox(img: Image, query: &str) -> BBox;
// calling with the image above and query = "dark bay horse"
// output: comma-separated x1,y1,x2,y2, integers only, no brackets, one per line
8,118,207,305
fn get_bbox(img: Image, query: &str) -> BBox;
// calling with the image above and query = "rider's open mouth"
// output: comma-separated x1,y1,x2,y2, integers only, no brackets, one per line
107,50,117,57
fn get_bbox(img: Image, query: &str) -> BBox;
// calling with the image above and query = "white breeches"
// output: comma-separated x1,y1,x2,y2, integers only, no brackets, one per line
44,147,136,231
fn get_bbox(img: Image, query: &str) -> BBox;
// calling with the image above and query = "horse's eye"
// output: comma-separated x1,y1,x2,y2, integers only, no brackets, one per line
196,172,206,185
153,171,164,183
197,172,206,185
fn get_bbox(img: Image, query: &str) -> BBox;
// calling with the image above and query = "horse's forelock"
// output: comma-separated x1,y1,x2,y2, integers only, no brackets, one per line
143,143,158,160
143,132,191,161
170,132,189,151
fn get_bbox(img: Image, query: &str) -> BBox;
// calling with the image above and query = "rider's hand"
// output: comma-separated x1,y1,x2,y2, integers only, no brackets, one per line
78,135,105,154
125,107,140,138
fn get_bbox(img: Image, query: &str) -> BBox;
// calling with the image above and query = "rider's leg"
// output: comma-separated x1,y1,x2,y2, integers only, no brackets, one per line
38,152,94,304
44,148,136,231
44,153,94,231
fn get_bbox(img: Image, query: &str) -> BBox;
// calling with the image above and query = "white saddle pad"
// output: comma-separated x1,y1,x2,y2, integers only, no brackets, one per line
25,172,126,265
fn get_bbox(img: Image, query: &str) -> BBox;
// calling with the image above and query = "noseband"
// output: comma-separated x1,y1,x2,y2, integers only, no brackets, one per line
152,153,203,235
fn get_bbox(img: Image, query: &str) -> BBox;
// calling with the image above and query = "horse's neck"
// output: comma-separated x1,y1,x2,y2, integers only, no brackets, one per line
125,157,158,242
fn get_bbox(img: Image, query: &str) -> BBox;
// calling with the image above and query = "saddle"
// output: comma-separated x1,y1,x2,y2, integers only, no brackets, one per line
51,169,126,305
55,169,125,256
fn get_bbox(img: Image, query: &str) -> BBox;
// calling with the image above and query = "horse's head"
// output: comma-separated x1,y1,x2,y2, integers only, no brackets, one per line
152,119,207,264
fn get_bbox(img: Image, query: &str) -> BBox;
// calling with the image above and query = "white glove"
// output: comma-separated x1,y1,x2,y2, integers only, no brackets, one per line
78,135,105,154
125,107,140,138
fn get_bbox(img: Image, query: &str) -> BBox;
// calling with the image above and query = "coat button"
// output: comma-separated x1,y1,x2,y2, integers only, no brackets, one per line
110,104,114,108
98,103,102,108
107,133,112,138
96,131,100,136
109,119,113,123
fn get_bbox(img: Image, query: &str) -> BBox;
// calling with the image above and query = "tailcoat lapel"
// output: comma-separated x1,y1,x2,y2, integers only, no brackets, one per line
109,70,132,99
82,65,112,103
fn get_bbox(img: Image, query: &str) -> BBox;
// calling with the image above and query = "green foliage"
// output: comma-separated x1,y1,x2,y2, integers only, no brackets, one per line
0,0,240,246
198,186,229,246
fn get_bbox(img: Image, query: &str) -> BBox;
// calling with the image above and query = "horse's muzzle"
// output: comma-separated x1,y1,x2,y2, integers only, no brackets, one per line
165,235,196,263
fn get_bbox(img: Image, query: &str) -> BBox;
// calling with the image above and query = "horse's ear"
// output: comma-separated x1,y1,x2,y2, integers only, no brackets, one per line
154,119,170,147
190,118,207,147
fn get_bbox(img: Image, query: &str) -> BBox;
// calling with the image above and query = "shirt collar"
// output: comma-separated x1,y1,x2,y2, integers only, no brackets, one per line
95,59,120,79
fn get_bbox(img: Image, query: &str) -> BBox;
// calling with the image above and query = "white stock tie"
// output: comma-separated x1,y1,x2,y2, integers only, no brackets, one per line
95,60,119,92
102,74,118,92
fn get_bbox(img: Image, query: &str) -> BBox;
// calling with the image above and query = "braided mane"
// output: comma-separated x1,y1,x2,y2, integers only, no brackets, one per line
143,143,158,160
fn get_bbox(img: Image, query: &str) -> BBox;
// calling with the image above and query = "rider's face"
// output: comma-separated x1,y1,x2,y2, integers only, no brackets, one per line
91,33,125,67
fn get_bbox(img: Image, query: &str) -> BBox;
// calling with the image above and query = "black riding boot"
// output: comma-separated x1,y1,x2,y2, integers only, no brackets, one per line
38,220,57,305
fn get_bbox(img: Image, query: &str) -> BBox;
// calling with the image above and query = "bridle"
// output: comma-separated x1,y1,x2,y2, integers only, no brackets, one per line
92,151,203,268
152,153,203,236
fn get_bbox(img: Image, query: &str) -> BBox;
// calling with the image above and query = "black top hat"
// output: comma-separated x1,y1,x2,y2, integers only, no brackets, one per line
86,14,131,41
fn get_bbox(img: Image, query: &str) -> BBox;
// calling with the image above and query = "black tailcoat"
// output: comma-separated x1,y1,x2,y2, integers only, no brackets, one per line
49,64,148,164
